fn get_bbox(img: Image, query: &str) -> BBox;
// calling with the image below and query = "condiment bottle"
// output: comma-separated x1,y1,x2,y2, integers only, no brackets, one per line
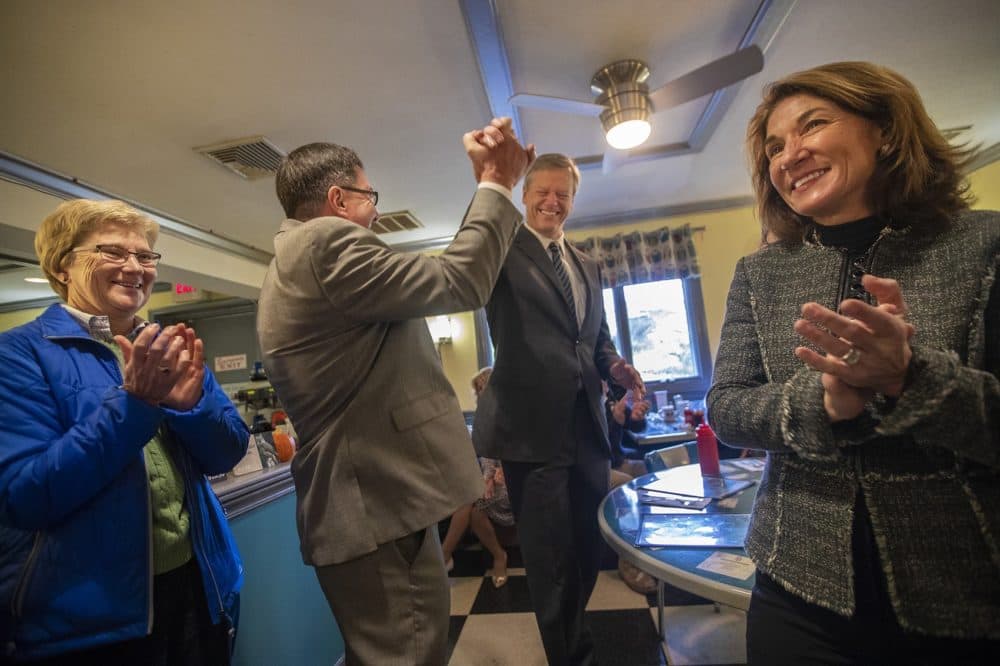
696,423,721,477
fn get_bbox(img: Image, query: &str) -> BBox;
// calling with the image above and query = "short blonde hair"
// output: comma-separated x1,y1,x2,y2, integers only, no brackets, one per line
35,199,159,301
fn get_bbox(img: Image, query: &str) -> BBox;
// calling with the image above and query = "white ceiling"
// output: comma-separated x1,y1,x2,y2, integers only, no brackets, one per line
1,0,998,309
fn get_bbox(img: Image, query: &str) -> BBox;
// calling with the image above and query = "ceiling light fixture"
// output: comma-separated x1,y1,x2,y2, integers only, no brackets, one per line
509,46,764,172
24,277,49,284
591,59,652,150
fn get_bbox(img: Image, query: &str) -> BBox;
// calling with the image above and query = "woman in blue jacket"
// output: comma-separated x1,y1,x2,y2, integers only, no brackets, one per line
0,199,248,663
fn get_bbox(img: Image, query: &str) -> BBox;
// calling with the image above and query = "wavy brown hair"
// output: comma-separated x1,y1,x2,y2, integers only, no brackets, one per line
746,61,975,243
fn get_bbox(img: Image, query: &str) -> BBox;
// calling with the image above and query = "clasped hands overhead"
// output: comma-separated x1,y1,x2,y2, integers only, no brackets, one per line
463,117,536,189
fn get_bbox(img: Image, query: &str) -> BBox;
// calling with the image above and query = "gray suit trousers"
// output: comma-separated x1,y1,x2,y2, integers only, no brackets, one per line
314,525,448,665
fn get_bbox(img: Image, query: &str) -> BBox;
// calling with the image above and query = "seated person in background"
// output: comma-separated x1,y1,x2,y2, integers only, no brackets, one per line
0,199,247,664
441,368,513,588
603,382,658,594
605,382,650,480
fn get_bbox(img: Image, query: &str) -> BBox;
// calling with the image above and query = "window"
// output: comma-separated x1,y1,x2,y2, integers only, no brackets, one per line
604,277,712,397
475,276,712,398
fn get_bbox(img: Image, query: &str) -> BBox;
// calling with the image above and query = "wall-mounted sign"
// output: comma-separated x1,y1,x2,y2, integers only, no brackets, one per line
173,283,203,303
214,353,247,373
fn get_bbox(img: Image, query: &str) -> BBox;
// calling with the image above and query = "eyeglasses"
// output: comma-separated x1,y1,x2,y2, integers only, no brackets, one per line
339,185,379,206
72,244,162,267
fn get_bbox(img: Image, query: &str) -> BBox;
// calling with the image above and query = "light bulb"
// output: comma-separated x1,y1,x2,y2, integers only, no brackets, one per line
605,119,651,150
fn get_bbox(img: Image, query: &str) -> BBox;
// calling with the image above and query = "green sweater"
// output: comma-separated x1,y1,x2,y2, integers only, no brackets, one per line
103,341,192,575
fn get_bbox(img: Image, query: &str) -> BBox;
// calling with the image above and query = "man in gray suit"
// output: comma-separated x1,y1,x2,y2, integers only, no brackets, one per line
473,153,644,665
256,119,532,665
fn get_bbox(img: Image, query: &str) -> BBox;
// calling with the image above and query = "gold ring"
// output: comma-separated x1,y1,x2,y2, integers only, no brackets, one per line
840,347,862,366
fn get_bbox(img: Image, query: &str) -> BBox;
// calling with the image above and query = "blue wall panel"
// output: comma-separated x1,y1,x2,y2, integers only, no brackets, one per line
229,493,345,664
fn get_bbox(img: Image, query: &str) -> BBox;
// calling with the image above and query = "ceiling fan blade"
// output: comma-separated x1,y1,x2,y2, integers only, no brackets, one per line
648,45,764,112
508,93,606,117
601,148,631,175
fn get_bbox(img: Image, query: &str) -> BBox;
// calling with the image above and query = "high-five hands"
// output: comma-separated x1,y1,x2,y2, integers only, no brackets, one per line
462,117,536,189
115,323,205,410
794,274,914,421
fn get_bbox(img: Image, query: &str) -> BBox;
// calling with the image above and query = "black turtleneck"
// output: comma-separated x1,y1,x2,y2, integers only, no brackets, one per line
812,215,884,254
815,215,897,609
813,216,887,305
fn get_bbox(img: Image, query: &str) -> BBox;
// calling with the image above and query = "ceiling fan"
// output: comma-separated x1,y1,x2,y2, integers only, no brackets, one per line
509,45,764,174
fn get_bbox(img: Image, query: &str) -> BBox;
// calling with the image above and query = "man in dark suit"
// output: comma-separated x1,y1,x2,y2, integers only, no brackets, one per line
256,119,533,665
473,153,644,665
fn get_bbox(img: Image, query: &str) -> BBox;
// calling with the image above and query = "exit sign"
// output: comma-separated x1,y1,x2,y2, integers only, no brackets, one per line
173,283,203,303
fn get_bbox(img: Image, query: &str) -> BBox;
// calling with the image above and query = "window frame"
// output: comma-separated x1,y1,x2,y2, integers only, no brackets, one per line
605,276,713,399
475,276,713,399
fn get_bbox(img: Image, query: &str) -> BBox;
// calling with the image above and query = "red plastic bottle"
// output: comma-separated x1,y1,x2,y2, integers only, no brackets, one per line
696,423,721,477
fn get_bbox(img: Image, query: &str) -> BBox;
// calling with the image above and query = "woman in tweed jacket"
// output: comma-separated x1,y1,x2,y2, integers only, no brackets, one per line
707,61,999,663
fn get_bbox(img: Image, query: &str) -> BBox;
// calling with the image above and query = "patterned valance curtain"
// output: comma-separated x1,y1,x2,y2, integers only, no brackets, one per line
573,224,699,288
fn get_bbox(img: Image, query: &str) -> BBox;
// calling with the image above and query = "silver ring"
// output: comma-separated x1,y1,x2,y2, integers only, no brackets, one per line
840,347,862,366
158,366,171,373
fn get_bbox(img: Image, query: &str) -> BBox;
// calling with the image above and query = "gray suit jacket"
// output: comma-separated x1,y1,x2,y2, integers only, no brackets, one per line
473,226,622,462
257,188,521,566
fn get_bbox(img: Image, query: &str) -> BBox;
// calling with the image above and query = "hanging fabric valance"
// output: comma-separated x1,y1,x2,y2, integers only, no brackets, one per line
573,224,700,288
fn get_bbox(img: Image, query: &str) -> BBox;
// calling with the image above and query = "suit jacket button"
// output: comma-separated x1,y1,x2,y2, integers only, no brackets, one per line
574,339,581,345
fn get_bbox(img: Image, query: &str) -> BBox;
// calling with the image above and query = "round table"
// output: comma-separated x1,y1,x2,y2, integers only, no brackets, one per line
598,459,762,638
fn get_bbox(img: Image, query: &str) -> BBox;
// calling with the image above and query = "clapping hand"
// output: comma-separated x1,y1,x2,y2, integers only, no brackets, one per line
115,323,204,410
160,324,205,411
610,359,645,400
794,275,914,421
630,395,651,421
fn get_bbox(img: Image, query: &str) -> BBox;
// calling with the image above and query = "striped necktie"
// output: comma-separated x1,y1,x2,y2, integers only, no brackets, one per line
548,241,578,324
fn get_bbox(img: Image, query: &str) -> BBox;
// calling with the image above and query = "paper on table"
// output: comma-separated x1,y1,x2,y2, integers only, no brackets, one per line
696,551,756,580
726,458,766,472
640,474,755,500
637,490,712,510
635,514,750,548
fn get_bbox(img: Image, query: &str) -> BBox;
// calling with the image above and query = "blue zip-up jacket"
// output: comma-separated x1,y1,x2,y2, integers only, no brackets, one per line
0,304,248,660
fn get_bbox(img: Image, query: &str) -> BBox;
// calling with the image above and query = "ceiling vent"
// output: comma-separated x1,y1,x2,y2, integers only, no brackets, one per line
194,135,285,180
372,210,423,235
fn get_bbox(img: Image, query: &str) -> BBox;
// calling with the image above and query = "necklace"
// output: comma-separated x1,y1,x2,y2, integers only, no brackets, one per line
808,219,893,306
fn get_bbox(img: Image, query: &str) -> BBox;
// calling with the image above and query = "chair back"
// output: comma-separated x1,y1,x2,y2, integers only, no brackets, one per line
644,442,693,473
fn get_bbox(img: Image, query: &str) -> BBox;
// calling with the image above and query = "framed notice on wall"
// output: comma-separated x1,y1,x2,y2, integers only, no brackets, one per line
150,298,261,385
214,353,247,373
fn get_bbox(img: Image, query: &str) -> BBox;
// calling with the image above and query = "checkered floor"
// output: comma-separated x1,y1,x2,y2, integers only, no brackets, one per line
444,543,747,666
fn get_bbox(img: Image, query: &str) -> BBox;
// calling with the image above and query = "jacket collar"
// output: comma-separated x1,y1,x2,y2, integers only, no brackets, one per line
514,226,590,328
38,303,98,340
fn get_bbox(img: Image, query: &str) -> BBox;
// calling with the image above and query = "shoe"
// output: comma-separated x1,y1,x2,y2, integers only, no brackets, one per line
445,557,454,573
491,551,508,588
